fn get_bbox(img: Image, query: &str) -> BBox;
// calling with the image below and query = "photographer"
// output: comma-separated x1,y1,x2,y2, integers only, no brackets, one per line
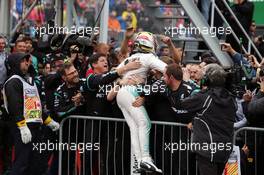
244,67,264,175
173,64,236,175
221,43,257,80
247,68,264,127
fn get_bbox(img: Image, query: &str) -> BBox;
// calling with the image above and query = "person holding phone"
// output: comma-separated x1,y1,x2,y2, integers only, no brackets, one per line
244,68,264,174
247,68,264,127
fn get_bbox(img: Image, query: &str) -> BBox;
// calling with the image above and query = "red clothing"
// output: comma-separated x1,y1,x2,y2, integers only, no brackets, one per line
85,68,94,77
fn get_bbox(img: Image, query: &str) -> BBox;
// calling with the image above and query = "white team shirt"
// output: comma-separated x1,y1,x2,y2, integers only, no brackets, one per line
117,53,167,80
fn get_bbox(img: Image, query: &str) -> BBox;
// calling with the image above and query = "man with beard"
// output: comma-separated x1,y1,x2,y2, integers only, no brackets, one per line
53,56,140,175
85,53,141,117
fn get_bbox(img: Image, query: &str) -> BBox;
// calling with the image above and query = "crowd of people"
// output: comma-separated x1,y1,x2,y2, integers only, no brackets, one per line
0,29,263,175
0,0,264,175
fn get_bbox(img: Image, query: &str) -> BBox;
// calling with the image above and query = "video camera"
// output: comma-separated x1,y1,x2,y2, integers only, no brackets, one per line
37,20,96,57
50,33,95,56
225,63,259,98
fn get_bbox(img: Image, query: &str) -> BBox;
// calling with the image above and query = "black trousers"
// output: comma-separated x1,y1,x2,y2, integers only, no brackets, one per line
197,155,226,175
10,125,47,175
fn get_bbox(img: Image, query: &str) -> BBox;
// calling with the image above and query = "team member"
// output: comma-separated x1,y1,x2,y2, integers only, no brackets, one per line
134,63,195,121
3,52,60,175
85,53,141,117
51,62,86,175
132,63,197,174
54,62,85,118
44,54,65,119
116,32,166,173
84,53,141,174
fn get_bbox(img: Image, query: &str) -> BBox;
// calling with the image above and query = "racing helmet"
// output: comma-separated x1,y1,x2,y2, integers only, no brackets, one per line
133,32,157,53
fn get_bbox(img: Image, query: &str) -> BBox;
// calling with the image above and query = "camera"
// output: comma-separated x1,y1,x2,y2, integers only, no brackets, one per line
36,20,96,57
50,33,94,56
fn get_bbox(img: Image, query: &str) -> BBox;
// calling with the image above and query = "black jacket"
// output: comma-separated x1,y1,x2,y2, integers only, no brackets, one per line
247,90,264,127
84,71,120,117
53,70,120,118
5,53,48,125
141,79,195,123
44,72,63,115
178,87,236,163
53,82,85,121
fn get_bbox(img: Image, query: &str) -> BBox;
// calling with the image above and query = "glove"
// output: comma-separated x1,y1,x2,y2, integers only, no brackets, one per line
19,125,32,144
47,120,60,131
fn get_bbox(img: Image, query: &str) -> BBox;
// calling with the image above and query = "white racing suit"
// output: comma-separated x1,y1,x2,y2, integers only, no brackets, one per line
116,53,166,164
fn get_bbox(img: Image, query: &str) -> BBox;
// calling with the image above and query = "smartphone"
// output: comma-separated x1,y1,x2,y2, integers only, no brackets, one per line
220,43,226,51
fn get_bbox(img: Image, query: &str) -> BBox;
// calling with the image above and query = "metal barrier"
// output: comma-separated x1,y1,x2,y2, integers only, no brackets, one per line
58,116,264,175
58,115,197,175
233,127,264,175
211,0,263,60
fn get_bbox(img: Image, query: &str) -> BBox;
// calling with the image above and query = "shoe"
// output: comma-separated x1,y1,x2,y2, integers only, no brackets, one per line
132,155,144,174
133,168,144,174
140,157,162,173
